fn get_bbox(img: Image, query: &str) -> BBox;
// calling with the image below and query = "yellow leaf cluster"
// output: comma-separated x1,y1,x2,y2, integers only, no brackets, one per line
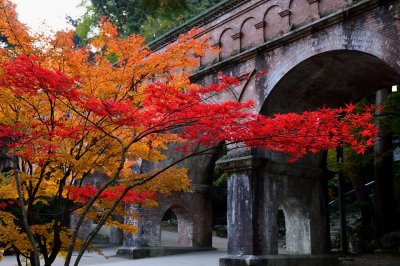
128,166,192,194
0,211,31,253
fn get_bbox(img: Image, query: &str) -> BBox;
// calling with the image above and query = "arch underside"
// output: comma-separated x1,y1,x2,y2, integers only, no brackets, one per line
262,50,400,115
253,49,400,256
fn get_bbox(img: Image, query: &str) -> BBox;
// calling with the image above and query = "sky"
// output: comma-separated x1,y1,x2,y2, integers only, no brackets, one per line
12,0,86,33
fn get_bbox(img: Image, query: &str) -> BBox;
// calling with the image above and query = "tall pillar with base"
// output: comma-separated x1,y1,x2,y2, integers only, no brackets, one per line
217,153,338,266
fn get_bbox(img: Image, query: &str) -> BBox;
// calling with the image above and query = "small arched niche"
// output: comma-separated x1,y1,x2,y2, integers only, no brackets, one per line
264,5,288,41
289,0,319,29
219,28,237,61
240,17,257,51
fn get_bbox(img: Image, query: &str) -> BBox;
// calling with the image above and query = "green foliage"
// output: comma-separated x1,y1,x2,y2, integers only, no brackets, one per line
342,147,374,181
75,7,97,44
141,0,223,40
212,155,228,225
79,0,224,41
212,169,227,187
384,91,400,133
327,148,338,172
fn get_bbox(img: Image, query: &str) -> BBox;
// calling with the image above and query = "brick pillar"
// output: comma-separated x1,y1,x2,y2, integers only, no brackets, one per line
122,204,161,247
217,155,267,255
69,214,92,241
190,185,213,247
110,216,123,245
218,155,337,266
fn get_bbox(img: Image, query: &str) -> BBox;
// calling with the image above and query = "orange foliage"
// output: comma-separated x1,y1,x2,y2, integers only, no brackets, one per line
0,1,377,265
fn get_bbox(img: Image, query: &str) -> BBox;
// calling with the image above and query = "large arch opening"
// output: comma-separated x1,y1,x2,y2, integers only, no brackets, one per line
259,49,400,254
261,50,400,115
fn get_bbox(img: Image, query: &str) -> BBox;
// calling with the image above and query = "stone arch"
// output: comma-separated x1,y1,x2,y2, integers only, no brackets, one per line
240,17,258,51
289,0,319,29
261,31,400,114
253,27,400,257
219,28,237,61
159,204,195,246
264,5,288,41
279,198,311,254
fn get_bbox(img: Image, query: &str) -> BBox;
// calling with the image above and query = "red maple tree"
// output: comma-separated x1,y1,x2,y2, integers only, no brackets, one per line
0,1,377,266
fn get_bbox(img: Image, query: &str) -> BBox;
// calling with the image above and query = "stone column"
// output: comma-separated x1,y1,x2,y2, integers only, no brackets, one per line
122,204,160,247
116,204,162,259
69,214,92,241
216,155,266,255
218,154,337,266
109,216,123,245
374,89,395,237
189,184,213,248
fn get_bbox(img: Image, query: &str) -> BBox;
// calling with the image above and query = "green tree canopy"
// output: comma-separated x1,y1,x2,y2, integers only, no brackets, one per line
77,0,223,41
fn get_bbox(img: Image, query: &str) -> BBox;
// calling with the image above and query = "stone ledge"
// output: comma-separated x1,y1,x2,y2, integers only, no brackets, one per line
216,155,266,172
219,254,338,266
116,246,216,259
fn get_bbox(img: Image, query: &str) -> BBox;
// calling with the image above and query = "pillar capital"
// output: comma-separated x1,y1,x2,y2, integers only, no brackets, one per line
216,155,267,173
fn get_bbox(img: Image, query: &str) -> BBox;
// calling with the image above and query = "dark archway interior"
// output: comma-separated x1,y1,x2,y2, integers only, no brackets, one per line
161,208,179,246
277,209,286,253
261,50,400,115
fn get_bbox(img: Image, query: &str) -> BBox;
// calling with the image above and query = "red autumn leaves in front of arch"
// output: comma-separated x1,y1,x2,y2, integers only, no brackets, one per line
68,185,156,204
245,103,377,161
0,56,377,163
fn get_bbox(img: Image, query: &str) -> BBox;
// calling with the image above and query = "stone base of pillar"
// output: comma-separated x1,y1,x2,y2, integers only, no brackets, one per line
116,246,216,259
219,254,338,266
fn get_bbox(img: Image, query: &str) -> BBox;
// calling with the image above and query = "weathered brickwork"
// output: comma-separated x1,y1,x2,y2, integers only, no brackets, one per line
122,190,212,248
119,2,400,264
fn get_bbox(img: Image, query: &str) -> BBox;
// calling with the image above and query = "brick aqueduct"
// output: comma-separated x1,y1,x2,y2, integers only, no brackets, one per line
1,0,399,265
113,1,400,265
121,0,400,264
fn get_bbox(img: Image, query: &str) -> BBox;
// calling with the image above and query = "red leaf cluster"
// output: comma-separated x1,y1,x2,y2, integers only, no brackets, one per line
68,185,155,205
0,56,378,163
0,200,15,209
245,104,377,161
0,56,79,100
